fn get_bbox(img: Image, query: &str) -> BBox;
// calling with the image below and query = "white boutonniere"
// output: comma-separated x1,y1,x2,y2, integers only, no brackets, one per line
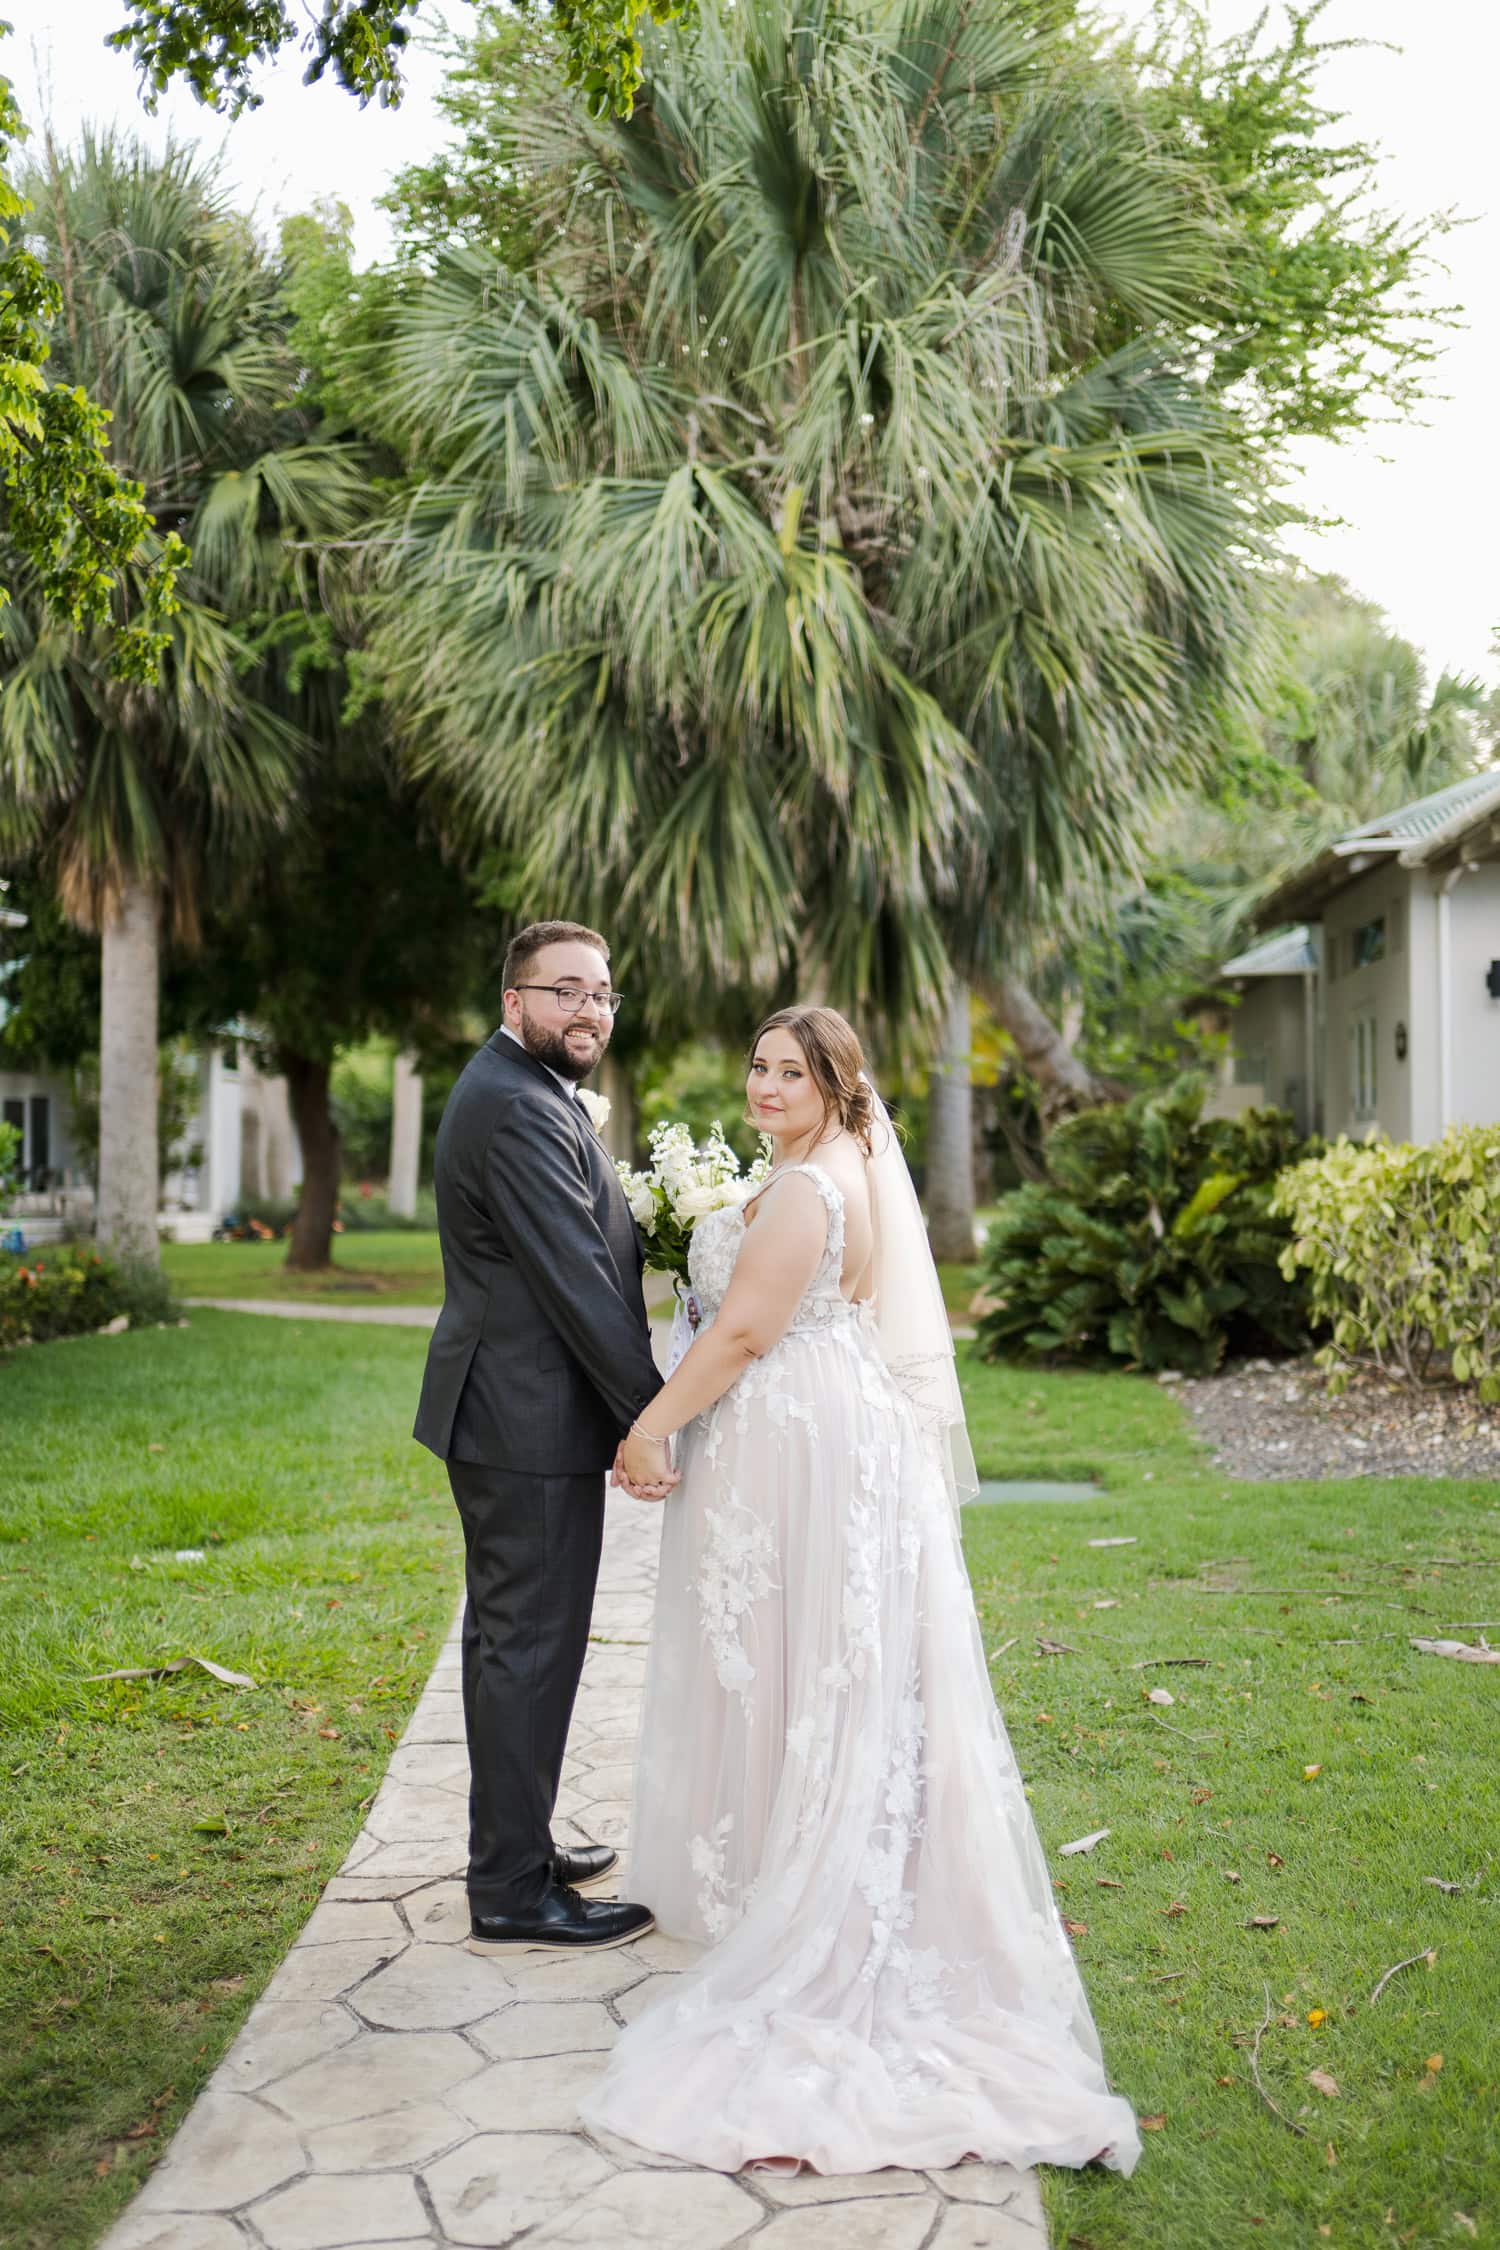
577,1088,612,1131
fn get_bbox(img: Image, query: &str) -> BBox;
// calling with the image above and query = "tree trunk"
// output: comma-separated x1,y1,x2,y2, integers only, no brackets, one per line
387,1050,422,1218
979,971,1114,1125
598,1050,636,1163
925,982,977,1263
283,1054,342,1272
97,873,161,1264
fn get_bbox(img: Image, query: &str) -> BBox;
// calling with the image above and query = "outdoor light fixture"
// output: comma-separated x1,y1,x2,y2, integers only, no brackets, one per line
1487,961,1500,1000
1395,1022,1409,1060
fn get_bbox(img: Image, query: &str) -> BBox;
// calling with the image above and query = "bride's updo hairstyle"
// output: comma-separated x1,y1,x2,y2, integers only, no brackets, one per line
749,1006,877,1154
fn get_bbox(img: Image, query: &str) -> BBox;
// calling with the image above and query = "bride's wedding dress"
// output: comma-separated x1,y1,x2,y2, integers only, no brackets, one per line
580,1157,1141,2179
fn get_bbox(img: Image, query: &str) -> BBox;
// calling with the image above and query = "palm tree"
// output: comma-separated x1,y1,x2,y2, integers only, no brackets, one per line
368,0,1267,1224
0,132,363,1258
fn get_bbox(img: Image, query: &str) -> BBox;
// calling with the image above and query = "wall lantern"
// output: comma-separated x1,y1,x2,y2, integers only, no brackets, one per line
1487,961,1500,1000
1395,1021,1409,1061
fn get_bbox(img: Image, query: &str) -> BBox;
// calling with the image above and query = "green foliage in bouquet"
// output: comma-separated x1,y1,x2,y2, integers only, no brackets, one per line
0,1243,177,1350
977,1076,1312,1376
1273,1126,1500,1398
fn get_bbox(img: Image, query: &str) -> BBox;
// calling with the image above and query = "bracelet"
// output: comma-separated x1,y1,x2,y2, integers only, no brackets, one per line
629,1418,669,1445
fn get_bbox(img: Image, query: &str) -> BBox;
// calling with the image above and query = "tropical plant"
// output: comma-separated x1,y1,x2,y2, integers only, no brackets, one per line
977,1075,1312,1375
369,0,1268,1041
1274,1128,1500,1398
0,1117,18,1207
0,133,364,1259
0,1240,176,1349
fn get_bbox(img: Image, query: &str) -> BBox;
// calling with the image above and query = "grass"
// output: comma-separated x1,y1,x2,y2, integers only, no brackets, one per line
0,1312,459,2250
3,1310,1494,2250
957,1352,1499,2250
160,1228,444,1306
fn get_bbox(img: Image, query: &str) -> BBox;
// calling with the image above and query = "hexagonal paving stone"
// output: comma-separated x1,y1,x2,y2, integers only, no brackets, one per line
342,1840,467,1884
353,1944,508,2031
401,1881,470,1946
304,2101,471,2172
217,1997,361,2092
931,2163,1044,2216
523,2166,761,2250
625,1932,704,1974
400,1697,467,1746
322,1872,459,1904
101,2214,248,2250
468,1999,617,2061
252,2170,431,2249
756,2167,932,2207
451,2048,605,2133
383,1743,467,1790
125,2093,304,2213
299,1900,408,1949
610,1973,685,2028
503,1947,649,2001
749,2200,940,2250
264,1940,407,2008
363,1786,467,1846
264,2030,482,2130
930,2203,1044,2250
422,2131,614,2246
575,1800,630,1846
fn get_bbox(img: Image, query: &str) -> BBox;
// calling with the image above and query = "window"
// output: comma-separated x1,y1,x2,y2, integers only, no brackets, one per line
1351,1012,1378,1121
28,1095,50,1182
1352,916,1386,970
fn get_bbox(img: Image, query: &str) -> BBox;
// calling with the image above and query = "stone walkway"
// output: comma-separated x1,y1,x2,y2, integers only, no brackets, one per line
182,1299,441,1326
101,1493,1049,2250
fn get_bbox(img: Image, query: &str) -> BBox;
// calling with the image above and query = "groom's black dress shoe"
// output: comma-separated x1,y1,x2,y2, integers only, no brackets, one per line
552,1844,619,1892
467,1883,654,1957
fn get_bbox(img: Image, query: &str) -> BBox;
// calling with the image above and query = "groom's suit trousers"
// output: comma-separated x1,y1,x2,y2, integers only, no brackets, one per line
448,1460,606,1914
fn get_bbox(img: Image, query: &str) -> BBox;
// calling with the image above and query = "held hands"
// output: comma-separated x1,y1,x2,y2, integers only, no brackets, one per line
613,1423,679,1502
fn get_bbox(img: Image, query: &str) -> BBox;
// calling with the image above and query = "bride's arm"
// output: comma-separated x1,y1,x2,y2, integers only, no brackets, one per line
619,1173,828,1478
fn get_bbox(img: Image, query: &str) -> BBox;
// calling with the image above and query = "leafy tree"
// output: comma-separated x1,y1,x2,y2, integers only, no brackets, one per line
0,133,364,1259
366,0,1267,1052
109,0,679,123
0,40,184,678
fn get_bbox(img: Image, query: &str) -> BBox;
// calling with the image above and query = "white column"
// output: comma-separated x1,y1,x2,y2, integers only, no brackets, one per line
388,1051,422,1217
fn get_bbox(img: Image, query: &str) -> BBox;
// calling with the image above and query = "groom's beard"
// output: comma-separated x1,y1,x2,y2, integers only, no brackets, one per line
517,1008,609,1083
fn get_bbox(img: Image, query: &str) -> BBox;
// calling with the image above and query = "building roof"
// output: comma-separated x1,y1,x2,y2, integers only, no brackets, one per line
1255,770,1500,926
1221,925,1318,980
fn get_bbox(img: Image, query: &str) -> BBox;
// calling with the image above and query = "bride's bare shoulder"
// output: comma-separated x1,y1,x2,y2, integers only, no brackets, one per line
812,1135,871,1206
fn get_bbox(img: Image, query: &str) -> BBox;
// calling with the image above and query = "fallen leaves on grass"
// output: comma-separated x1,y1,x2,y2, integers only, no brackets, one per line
1087,1536,1137,1548
1248,1984,1310,2139
1037,1637,1080,1656
1138,2113,1167,2131
82,1655,256,1690
1247,1915,1282,1930
1144,1686,1175,1705
1163,1900,1189,1917
1063,1918,1089,1937
1059,1828,1111,1856
1410,1636,1499,1665
1307,2069,1341,2098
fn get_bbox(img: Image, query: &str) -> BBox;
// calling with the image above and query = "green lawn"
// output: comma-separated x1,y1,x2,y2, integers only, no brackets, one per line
2,1317,1494,2250
160,1227,445,1305
0,1312,458,2250
958,1353,1499,2250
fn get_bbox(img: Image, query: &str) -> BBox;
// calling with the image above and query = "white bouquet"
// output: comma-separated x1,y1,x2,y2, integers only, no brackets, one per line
616,1120,771,1293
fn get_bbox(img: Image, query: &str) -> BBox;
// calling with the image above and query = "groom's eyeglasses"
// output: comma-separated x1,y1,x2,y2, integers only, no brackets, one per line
514,984,624,1017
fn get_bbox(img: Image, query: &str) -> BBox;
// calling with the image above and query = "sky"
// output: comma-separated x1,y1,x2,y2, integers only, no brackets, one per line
8,0,1498,690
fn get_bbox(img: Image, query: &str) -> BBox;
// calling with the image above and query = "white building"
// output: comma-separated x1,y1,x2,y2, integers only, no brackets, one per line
1222,772,1500,1143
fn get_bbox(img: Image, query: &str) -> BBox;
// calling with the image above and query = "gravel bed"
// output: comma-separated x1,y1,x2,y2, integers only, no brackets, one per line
1172,1355,1500,1482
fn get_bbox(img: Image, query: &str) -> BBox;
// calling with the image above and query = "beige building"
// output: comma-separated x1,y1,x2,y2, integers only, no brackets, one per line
1222,772,1500,1143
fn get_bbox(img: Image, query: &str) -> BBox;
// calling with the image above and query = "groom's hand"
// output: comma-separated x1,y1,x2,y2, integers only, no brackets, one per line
612,1436,678,1503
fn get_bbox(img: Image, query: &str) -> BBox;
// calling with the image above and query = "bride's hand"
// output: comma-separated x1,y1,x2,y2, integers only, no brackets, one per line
620,1424,676,1498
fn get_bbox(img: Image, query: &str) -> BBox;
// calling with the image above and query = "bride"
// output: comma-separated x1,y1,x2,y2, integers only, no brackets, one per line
586,1005,1140,2180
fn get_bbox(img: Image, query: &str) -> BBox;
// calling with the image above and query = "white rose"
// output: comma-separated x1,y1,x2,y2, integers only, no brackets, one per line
671,1182,724,1223
614,1162,657,1230
577,1088,611,1129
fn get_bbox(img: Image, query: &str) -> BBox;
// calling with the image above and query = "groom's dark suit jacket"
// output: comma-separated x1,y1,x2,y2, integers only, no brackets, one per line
413,1030,662,1472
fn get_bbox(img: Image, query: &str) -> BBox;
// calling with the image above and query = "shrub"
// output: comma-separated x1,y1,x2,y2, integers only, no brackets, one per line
0,1245,179,1351
976,1074,1312,1376
1273,1127,1500,1397
0,1119,19,1208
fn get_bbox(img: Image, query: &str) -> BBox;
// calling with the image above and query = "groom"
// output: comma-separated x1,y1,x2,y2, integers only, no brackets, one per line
414,919,670,1955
